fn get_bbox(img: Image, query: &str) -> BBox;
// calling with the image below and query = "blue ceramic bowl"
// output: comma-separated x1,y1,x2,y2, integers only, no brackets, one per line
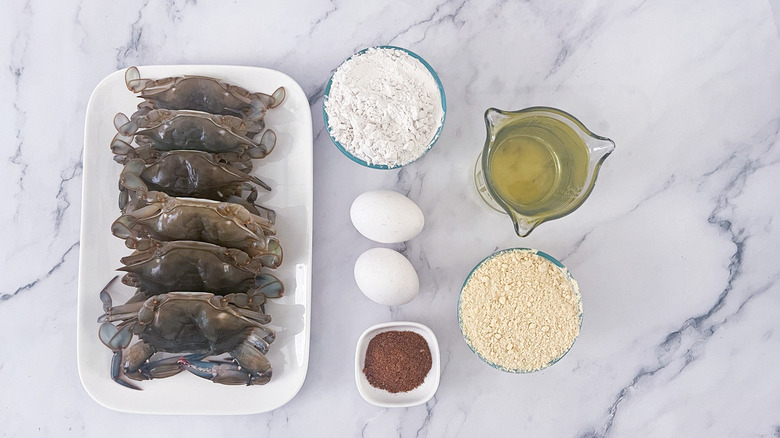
322,46,447,169
458,248,583,373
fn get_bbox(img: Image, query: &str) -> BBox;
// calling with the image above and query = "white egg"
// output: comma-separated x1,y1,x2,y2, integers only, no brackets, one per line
350,190,424,243
354,248,419,306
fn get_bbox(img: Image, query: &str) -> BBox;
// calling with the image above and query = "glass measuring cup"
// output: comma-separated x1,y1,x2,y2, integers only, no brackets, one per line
474,107,615,237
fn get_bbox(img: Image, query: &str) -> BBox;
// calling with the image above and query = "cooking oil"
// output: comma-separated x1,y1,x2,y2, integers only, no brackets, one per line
487,116,589,213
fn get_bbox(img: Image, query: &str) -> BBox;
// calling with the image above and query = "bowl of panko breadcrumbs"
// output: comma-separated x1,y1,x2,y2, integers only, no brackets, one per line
458,248,582,373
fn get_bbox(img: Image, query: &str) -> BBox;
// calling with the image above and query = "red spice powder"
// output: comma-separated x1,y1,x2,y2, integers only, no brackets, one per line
363,330,432,393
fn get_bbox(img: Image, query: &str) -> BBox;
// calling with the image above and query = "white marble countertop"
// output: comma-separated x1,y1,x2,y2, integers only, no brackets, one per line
2,1,779,436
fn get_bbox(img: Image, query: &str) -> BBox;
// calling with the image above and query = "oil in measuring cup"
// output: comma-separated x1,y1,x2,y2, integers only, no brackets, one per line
487,116,589,213
476,107,615,237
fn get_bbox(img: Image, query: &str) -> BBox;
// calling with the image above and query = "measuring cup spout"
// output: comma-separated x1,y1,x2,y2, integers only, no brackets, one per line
484,108,509,131
510,213,541,237
587,136,616,163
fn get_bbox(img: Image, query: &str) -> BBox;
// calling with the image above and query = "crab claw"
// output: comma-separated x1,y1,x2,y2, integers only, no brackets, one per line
111,352,142,390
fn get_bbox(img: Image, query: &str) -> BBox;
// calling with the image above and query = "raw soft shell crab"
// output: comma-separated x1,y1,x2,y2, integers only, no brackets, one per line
111,108,277,163
112,191,281,262
98,278,279,389
119,240,283,296
124,66,286,119
117,153,275,220
118,151,270,200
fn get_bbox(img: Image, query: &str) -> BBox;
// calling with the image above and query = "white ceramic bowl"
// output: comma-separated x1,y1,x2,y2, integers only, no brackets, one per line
354,321,440,407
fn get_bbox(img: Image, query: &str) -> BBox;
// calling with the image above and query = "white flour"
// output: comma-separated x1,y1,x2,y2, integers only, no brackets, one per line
324,48,443,168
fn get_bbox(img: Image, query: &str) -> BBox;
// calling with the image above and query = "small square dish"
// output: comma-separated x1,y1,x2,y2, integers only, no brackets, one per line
354,321,440,407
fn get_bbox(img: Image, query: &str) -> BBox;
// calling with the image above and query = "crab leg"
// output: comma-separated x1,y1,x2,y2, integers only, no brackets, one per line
134,356,185,379
178,324,274,386
98,322,140,390
110,352,141,390
110,132,136,156
225,196,274,223
98,278,145,324
248,130,276,158
114,112,138,136
118,159,148,192
245,325,275,350
239,86,286,114
269,87,286,109
256,238,283,269
127,353,208,382
244,179,270,194
98,310,140,323
253,273,284,298
99,277,120,311
234,307,271,325
98,322,133,349
98,300,145,322
178,358,264,385
124,66,176,93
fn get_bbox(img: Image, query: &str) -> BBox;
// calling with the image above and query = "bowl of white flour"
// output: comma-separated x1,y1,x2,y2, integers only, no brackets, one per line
323,46,446,169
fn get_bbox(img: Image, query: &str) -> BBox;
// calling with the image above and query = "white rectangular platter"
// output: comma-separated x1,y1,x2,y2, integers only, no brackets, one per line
77,65,312,415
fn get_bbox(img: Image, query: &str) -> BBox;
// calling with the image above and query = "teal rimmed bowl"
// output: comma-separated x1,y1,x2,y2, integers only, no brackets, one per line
458,248,583,373
322,46,447,169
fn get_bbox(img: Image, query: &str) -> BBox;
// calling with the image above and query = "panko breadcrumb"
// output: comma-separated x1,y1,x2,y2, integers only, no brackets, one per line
459,249,581,372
